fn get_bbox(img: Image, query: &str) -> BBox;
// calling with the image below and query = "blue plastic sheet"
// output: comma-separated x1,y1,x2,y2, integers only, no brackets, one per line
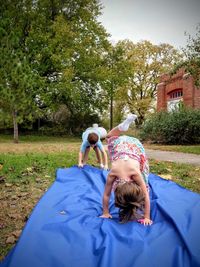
1,165,200,267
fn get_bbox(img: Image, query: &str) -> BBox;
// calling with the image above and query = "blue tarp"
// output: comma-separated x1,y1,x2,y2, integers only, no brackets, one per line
1,165,200,267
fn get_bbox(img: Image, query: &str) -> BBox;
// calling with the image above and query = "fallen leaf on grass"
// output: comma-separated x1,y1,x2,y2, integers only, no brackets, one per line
8,213,22,220
0,176,5,183
9,204,17,208
11,230,22,238
0,223,5,229
5,183,13,187
6,236,16,244
24,216,28,222
10,195,18,201
17,192,30,197
160,174,173,180
35,177,41,183
25,167,34,173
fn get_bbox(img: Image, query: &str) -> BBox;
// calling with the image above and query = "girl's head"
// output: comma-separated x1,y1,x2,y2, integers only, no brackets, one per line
88,133,98,145
115,182,145,223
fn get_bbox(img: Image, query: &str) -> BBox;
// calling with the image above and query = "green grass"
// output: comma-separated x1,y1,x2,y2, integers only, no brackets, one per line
0,140,200,260
0,149,102,184
144,144,200,155
0,134,79,143
0,152,78,183
0,151,199,191
1,134,200,154
149,159,200,193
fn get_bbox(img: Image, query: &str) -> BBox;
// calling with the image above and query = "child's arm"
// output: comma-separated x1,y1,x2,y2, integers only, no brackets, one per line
142,185,152,225
78,140,87,167
98,140,108,170
101,148,108,170
99,173,115,218
78,151,83,167
134,172,153,226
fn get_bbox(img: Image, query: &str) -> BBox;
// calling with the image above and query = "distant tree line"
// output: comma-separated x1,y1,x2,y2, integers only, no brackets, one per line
0,0,198,142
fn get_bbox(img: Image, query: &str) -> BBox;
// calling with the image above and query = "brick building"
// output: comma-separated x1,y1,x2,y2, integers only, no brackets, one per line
157,68,200,111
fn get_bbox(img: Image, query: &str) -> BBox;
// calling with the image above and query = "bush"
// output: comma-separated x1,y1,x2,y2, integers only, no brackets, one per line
140,107,200,144
38,112,101,136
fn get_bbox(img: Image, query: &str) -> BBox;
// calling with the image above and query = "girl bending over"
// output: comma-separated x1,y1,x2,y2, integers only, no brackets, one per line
100,114,153,226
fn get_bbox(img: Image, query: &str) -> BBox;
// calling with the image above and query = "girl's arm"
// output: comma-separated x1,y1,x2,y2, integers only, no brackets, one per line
79,140,87,167
100,173,115,218
142,185,152,225
101,148,108,170
134,172,153,226
78,151,83,167
98,140,108,170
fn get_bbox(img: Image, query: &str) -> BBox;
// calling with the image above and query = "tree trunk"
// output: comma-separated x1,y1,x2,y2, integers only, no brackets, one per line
110,89,113,130
38,118,40,131
13,110,19,143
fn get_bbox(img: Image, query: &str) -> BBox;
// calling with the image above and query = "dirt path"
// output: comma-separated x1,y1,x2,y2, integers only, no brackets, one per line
146,149,200,166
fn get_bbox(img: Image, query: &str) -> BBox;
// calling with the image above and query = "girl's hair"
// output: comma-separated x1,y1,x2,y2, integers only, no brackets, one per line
115,182,145,223
88,133,98,144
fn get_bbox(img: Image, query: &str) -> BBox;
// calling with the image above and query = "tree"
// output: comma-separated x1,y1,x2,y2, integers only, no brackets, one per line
181,24,200,86
0,0,44,142
25,0,111,133
116,40,183,126
0,0,111,139
101,43,131,129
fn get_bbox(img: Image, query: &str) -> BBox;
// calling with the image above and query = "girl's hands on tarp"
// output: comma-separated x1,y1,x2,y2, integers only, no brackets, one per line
78,163,83,168
138,218,153,226
100,164,109,170
104,164,109,171
99,213,112,219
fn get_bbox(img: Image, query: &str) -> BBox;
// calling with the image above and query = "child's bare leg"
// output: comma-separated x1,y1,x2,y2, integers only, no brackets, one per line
106,127,122,138
94,147,103,167
107,114,138,138
82,147,90,165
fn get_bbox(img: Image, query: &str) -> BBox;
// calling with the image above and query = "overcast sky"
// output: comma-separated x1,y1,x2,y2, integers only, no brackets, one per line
98,0,200,49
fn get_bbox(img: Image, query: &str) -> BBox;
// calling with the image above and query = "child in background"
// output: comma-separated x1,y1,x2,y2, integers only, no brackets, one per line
100,114,153,225
78,124,108,170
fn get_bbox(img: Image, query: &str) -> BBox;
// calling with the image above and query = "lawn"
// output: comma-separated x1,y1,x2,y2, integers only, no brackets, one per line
0,135,200,260
144,144,200,155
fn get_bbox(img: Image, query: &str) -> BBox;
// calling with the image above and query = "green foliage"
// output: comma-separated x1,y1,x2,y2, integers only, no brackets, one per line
38,108,100,135
115,40,183,126
140,107,200,144
0,0,111,139
175,24,200,86
0,0,44,123
101,43,132,128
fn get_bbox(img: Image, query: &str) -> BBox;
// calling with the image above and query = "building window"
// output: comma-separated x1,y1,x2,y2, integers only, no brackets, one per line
167,99,183,112
167,89,183,112
169,89,183,99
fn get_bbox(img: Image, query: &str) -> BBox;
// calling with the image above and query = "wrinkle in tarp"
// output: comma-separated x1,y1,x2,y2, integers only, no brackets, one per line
1,165,200,267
